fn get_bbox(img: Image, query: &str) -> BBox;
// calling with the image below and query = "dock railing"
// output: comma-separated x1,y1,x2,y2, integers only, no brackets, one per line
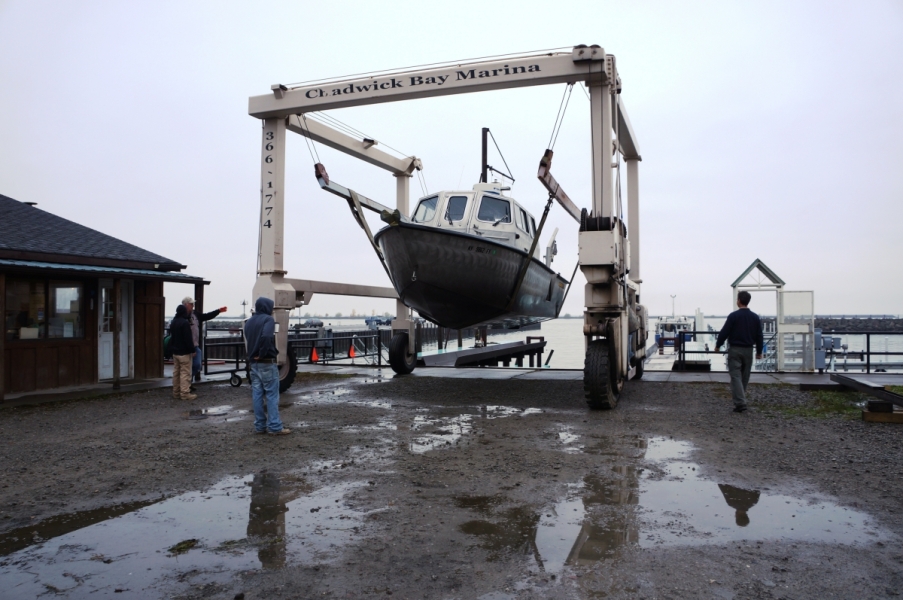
671,330,903,373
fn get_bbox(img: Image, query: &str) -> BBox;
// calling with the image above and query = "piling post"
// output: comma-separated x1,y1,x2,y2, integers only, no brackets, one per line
112,278,121,390
0,273,5,402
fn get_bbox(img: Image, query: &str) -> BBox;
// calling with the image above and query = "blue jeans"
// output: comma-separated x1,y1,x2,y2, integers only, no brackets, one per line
250,362,284,433
192,346,203,379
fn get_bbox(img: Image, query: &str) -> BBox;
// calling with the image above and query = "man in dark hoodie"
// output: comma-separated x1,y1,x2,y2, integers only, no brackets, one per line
244,297,290,435
170,305,197,401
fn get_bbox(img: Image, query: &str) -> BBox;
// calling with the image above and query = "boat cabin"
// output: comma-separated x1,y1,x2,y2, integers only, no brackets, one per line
409,183,540,257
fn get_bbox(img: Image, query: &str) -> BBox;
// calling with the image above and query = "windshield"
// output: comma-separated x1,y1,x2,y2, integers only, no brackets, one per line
412,197,438,223
445,196,468,222
477,196,511,223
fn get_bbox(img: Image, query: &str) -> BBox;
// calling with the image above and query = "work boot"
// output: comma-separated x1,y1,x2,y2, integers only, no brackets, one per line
268,428,292,436
189,385,197,392
181,393,197,401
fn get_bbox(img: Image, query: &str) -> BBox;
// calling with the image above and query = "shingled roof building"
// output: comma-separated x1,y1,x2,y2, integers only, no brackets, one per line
1,194,207,400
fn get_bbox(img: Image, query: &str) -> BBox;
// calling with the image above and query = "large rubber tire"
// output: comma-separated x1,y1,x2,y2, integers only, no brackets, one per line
389,332,416,375
634,357,645,380
278,347,298,393
584,339,623,410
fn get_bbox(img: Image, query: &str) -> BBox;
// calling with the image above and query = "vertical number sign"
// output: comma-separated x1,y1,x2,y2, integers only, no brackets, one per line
259,118,286,274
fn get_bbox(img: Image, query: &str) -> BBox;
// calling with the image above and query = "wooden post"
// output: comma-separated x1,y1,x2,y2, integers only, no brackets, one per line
112,278,121,390
0,273,5,402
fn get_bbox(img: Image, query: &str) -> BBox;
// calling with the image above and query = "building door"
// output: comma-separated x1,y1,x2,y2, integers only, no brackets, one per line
98,279,132,380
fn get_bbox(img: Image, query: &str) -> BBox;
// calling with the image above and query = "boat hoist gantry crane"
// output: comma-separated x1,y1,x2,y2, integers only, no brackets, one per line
248,45,647,409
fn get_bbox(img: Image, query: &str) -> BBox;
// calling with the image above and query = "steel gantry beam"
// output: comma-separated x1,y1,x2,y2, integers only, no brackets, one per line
249,45,643,386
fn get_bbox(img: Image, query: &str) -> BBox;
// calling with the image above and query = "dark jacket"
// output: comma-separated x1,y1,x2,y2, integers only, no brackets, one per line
716,308,764,355
245,297,278,360
170,305,195,356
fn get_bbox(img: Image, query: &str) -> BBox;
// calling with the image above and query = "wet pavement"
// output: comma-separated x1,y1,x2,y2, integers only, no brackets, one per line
0,373,901,598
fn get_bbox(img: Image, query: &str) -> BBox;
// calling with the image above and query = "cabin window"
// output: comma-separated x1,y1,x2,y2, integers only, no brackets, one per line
5,278,84,341
517,208,532,234
530,216,537,235
445,196,469,223
514,208,525,230
477,196,511,224
412,196,438,223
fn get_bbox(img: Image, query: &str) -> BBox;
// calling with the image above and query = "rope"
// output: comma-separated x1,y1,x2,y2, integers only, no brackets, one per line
487,129,515,182
547,84,574,151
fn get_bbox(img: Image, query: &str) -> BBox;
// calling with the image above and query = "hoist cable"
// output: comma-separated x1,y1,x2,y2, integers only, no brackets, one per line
418,168,429,196
549,84,573,151
547,83,573,151
299,114,321,165
308,112,411,159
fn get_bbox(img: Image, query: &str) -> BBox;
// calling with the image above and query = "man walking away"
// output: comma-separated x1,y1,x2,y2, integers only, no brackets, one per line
714,291,763,413
170,304,197,401
244,297,291,436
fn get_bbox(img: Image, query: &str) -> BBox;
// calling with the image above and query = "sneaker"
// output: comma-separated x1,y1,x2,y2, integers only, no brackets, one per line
254,429,267,435
181,393,198,401
733,406,747,413
268,428,292,436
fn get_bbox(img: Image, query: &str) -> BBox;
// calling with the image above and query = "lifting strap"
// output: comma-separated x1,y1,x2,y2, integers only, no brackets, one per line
504,192,555,312
347,189,394,284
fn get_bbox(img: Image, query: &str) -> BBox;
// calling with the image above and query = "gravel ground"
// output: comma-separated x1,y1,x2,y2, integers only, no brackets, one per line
0,372,901,599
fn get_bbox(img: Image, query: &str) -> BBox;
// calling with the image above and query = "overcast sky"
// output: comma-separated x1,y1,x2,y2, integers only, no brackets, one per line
1,0,901,318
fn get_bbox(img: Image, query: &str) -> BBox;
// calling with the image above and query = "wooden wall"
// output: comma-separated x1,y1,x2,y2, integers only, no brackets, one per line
133,280,165,380
2,276,169,397
3,279,98,395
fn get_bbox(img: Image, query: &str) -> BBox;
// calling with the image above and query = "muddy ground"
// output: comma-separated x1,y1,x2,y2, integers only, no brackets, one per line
1,372,901,599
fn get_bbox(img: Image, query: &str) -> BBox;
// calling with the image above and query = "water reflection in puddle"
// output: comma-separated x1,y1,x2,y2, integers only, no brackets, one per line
0,472,369,597
458,436,888,573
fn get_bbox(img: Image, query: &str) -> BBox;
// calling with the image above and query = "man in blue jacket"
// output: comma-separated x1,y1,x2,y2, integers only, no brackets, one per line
715,291,763,413
244,297,291,435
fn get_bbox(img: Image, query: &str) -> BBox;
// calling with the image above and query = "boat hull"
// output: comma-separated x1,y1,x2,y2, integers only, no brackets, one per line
374,224,568,329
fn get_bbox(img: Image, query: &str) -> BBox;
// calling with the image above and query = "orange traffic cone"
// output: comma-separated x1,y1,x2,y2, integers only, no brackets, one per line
311,347,319,362
349,344,356,358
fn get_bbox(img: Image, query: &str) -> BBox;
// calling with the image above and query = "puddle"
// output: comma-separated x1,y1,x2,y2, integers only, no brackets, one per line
556,427,582,453
410,414,473,453
187,405,249,422
636,437,886,548
457,436,890,573
0,472,370,597
407,405,542,454
290,387,355,404
0,500,157,557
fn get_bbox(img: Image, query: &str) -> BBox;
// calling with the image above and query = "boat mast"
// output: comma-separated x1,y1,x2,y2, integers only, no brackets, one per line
481,127,489,183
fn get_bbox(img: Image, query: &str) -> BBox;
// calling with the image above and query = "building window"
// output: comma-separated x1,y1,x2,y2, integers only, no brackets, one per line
4,278,84,341
49,281,84,338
